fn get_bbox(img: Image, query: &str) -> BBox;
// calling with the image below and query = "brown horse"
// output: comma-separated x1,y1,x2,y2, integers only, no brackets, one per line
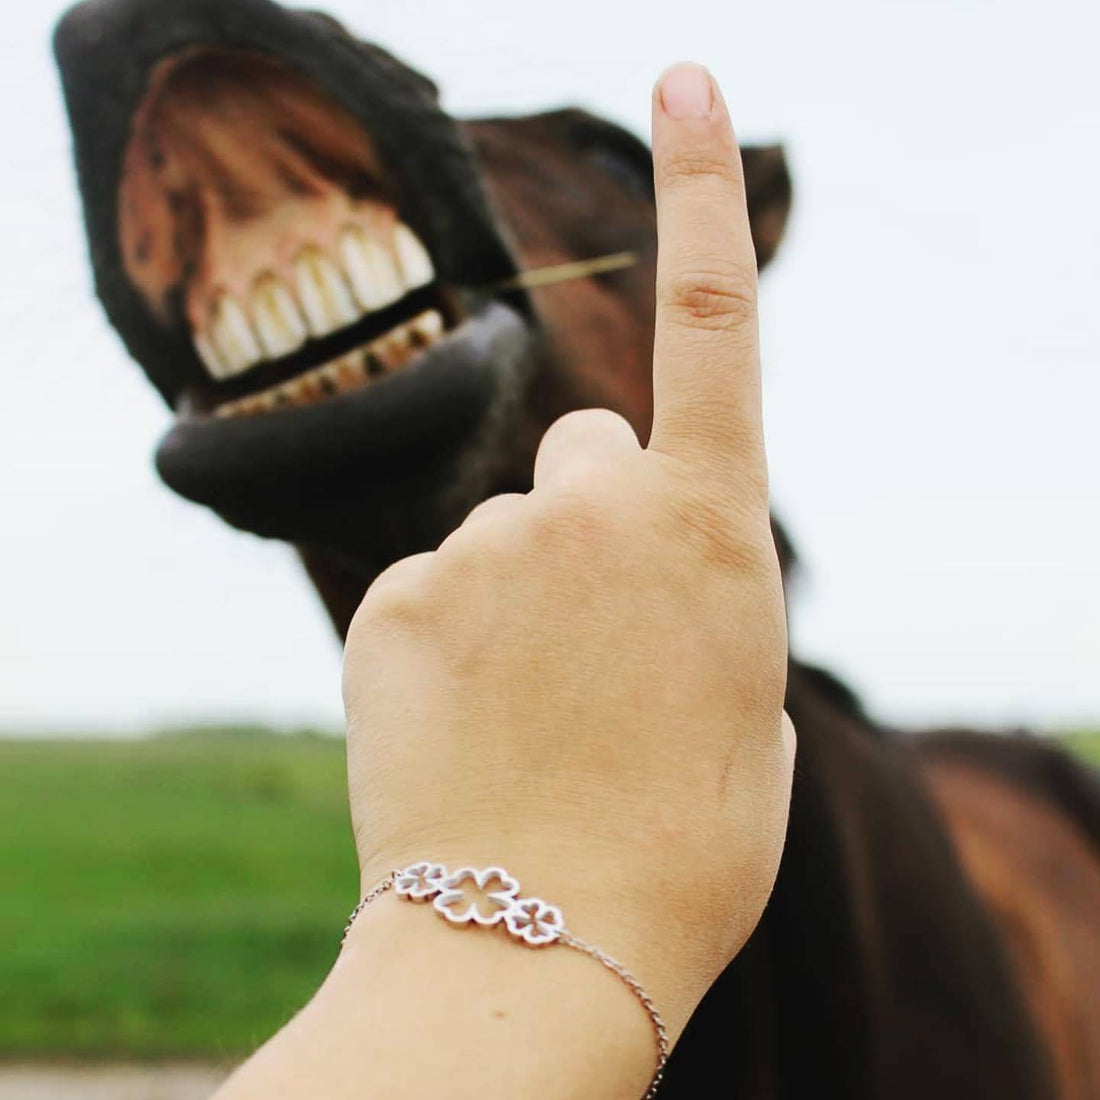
54,0,1100,1094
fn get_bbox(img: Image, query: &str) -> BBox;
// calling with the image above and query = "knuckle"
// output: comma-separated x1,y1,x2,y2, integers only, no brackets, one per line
662,267,757,332
346,591,397,649
549,407,624,435
659,150,740,191
531,482,617,545
459,492,521,529
348,564,430,642
539,407,637,458
665,488,777,577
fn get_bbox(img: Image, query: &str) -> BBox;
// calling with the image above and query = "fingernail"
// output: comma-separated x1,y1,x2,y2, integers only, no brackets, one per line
659,63,714,120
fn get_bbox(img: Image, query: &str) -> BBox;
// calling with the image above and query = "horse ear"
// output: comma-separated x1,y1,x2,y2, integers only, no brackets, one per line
741,144,793,270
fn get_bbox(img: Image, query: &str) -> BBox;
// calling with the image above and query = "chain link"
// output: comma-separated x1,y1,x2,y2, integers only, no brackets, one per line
340,872,395,946
559,932,669,1098
342,870,668,1098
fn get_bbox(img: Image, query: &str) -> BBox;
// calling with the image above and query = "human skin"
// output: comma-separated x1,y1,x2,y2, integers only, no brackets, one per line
214,62,795,1099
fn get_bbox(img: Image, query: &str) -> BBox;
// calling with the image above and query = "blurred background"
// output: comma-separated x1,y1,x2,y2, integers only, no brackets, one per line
1,0,1097,1091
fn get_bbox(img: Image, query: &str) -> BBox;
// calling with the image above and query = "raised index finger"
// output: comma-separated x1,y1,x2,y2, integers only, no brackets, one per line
649,63,765,489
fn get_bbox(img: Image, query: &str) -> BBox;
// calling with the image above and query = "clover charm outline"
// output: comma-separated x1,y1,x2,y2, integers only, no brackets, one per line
394,861,448,901
432,866,520,926
503,897,565,946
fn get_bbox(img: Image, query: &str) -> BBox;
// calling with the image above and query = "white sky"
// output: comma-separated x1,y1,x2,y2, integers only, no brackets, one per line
1,0,1097,735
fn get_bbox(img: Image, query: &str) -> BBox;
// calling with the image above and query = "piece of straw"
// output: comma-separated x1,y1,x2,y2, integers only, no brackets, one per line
492,251,638,291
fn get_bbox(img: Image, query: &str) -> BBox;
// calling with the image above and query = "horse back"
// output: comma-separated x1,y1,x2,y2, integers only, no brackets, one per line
917,730,1100,1099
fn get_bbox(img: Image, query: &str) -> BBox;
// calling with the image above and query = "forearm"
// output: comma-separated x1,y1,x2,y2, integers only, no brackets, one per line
214,883,666,1099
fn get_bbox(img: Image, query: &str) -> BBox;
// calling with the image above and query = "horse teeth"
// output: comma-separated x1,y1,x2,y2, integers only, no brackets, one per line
328,349,368,389
192,226,436,382
251,275,308,358
294,247,358,337
193,331,229,379
209,294,263,375
211,310,446,419
370,331,410,374
393,223,434,288
412,309,444,343
289,374,319,405
339,228,404,312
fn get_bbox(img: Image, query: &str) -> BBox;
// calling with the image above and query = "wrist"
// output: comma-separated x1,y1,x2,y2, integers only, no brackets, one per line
355,840,725,1037
336,886,659,1094
216,884,657,1100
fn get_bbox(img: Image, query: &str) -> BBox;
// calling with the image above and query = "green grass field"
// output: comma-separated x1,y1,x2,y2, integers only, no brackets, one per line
0,730,355,1059
1,727,1097,1060
1065,729,1100,768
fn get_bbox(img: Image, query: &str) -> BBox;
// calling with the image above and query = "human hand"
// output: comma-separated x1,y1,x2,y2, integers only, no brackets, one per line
342,62,795,1030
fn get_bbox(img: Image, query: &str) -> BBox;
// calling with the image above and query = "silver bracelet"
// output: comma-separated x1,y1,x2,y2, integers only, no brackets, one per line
342,861,669,1098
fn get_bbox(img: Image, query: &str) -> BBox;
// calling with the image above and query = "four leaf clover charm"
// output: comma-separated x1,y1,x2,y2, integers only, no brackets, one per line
394,861,447,900
433,866,520,926
394,862,570,948
503,897,565,946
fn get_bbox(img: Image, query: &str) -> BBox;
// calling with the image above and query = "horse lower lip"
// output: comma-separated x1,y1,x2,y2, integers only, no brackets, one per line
154,300,532,513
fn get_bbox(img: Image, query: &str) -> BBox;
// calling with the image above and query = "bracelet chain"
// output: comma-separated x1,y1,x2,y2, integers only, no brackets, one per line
558,931,669,1098
340,873,395,946
342,866,668,1097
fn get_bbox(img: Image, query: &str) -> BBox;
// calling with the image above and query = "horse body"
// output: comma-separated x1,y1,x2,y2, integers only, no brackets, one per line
54,1,1100,1092
666,666,1075,1096
919,732,1100,1097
